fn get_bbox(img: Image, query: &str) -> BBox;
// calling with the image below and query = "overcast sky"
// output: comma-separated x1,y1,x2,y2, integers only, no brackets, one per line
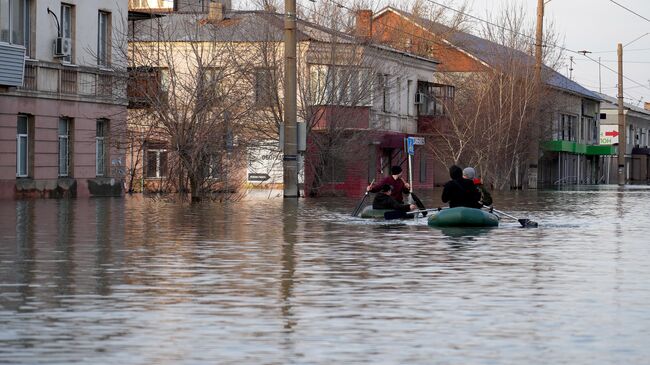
228,0,649,105
470,0,650,106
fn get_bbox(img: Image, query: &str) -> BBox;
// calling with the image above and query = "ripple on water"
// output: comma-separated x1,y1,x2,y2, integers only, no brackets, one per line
0,190,649,364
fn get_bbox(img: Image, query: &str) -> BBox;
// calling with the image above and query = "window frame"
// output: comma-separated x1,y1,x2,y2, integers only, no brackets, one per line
96,119,107,176
16,114,29,178
146,148,168,179
58,118,70,177
97,10,110,66
254,67,274,108
0,0,30,52
60,3,74,63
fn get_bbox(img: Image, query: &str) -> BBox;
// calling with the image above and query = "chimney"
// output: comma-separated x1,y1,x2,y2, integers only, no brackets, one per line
208,2,224,21
206,0,231,20
645,102,650,111
355,10,373,39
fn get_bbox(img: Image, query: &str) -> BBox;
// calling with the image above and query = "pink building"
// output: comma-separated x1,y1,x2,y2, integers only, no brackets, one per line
0,0,127,199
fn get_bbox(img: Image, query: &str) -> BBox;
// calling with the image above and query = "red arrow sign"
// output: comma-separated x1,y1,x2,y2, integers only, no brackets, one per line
605,130,619,137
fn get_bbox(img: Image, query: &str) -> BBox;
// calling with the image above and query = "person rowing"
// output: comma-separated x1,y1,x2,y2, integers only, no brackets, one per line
366,165,410,203
441,165,482,208
373,184,417,215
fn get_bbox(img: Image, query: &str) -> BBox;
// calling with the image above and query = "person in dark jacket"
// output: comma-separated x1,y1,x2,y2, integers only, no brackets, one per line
462,167,493,207
367,165,410,203
373,184,417,211
441,165,482,208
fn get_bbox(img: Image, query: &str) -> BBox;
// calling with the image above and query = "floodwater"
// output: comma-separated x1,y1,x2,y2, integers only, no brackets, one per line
1,186,649,364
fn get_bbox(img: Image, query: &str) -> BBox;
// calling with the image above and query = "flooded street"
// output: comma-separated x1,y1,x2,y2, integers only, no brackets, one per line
1,187,649,364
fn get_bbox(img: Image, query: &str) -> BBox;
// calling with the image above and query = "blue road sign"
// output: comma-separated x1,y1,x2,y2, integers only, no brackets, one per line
406,137,415,155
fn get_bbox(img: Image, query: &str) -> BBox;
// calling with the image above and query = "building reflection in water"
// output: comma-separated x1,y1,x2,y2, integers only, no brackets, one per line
0,198,125,312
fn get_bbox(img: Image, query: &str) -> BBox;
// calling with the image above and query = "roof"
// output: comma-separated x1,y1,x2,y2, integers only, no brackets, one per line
375,6,601,101
597,92,650,115
131,10,438,65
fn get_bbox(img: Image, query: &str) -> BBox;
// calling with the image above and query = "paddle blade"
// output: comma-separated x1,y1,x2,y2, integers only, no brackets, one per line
384,210,407,220
519,219,538,228
410,192,427,217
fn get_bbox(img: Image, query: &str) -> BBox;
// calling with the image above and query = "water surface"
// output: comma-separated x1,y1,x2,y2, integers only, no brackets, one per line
1,187,649,364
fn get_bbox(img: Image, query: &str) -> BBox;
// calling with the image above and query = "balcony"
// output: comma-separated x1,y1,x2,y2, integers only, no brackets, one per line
13,60,122,103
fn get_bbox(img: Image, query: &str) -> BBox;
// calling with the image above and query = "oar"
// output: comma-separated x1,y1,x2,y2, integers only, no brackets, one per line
410,191,427,217
491,208,538,228
386,207,441,220
351,179,375,216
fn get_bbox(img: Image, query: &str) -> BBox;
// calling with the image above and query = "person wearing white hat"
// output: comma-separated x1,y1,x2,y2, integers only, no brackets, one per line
462,167,492,207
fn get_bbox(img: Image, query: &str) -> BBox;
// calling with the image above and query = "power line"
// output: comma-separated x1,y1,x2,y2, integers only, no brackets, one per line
583,53,650,92
608,0,650,23
590,47,650,54
308,0,650,94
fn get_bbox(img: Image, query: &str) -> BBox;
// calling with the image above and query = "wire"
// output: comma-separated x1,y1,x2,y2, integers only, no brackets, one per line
590,47,650,54
608,0,650,23
583,53,650,92
307,0,650,94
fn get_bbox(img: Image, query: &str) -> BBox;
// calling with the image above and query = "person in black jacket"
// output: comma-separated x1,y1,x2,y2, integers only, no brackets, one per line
441,165,482,208
373,184,417,211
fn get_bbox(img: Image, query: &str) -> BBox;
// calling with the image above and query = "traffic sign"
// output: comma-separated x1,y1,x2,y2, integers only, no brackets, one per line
406,137,415,155
248,173,271,182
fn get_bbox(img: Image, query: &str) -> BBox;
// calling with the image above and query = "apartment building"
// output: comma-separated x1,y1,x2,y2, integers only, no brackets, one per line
0,0,127,198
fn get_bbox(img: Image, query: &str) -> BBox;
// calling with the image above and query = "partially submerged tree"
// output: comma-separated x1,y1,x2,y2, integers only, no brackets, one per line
128,11,256,201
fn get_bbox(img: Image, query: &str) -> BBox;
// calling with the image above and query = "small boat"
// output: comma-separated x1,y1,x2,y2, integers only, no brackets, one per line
427,207,499,227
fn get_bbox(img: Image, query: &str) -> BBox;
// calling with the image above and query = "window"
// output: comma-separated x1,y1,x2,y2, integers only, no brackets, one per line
146,148,168,178
254,68,273,107
16,115,28,177
407,80,413,116
417,82,454,117
61,3,73,63
377,73,391,113
96,119,108,176
97,11,110,66
628,124,634,145
58,118,71,176
0,0,30,54
207,154,222,180
554,114,577,141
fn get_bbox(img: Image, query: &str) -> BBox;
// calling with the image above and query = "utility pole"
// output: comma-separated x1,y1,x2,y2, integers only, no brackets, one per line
598,57,602,93
283,0,298,197
534,0,544,85
527,0,544,189
617,43,626,186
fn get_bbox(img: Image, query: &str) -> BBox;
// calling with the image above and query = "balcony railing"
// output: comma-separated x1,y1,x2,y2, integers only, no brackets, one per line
16,60,123,102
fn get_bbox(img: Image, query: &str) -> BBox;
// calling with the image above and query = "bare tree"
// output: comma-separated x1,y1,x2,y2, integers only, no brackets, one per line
417,3,563,189
127,12,256,201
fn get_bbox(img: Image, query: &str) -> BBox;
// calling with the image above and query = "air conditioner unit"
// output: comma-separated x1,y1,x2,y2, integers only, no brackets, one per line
53,37,71,58
414,92,424,105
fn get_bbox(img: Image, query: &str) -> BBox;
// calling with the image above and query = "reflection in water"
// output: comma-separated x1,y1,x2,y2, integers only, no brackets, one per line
1,187,650,364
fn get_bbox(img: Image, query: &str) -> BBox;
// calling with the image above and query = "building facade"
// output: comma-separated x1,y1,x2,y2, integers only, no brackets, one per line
598,95,650,183
0,0,128,199
127,4,441,198
371,6,611,188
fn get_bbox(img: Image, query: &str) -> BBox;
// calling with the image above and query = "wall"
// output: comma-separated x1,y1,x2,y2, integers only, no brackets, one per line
33,0,128,68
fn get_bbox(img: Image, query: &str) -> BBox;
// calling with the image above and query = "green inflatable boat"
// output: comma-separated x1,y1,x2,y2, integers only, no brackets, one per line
427,207,499,227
